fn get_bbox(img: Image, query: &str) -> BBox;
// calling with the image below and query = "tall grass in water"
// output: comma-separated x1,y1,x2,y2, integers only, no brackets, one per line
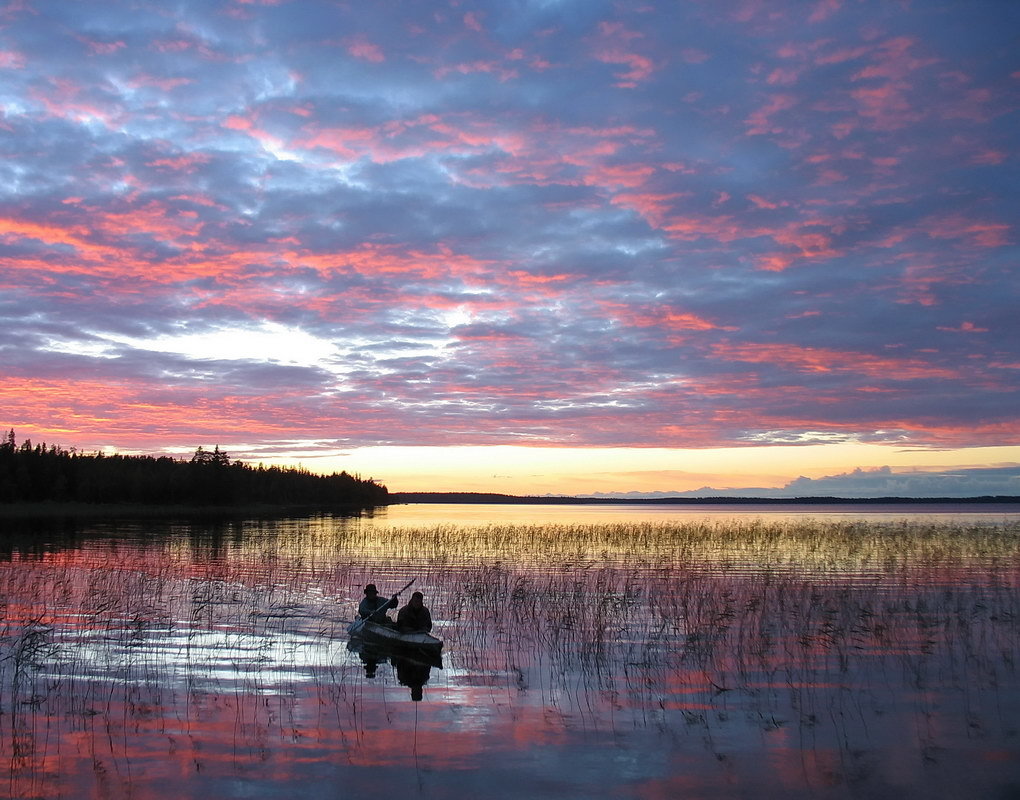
0,516,1016,778
316,518,1017,727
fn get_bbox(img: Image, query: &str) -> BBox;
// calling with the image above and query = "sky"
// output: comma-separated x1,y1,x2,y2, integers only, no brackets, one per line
2,0,1019,498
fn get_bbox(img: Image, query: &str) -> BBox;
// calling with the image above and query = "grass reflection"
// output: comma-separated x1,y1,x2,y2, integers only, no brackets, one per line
0,517,1017,798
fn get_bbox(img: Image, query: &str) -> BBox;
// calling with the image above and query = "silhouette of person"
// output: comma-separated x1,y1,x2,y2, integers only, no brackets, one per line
396,591,433,633
358,583,397,624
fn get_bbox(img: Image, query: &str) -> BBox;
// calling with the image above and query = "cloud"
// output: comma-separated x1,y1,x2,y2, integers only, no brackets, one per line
780,465,1020,497
589,465,1020,499
0,0,1016,463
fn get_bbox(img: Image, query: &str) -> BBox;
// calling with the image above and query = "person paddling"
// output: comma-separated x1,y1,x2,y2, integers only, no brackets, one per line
358,583,398,625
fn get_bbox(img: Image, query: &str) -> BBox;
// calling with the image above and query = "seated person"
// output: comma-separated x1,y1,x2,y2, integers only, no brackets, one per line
397,591,433,633
358,583,397,623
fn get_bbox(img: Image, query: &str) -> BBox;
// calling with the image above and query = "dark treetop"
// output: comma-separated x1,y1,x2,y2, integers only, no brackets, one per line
0,431,388,509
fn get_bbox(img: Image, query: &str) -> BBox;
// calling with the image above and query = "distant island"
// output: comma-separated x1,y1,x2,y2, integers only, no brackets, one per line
393,492,1020,505
0,431,388,513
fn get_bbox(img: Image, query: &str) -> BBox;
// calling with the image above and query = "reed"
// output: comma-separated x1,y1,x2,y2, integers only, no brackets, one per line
0,516,1016,786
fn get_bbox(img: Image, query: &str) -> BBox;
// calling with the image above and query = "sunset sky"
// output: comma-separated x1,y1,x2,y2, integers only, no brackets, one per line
2,0,1018,497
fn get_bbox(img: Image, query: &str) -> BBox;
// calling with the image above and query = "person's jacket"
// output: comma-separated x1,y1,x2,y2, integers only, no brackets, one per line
397,603,433,632
358,595,397,622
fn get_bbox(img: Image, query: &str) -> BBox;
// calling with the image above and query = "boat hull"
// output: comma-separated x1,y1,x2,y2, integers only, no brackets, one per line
348,619,443,651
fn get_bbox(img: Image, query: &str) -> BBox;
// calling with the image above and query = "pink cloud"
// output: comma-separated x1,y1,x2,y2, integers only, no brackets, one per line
345,35,385,63
745,94,797,135
224,115,252,131
434,60,519,82
145,153,212,173
90,202,205,242
851,36,936,82
766,66,803,86
0,49,25,68
711,342,958,379
756,253,797,272
299,114,661,191
289,243,496,284
30,78,121,128
662,214,747,243
771,224,839,256
1,216,90,247
849,83,921,130
612,192,684,227
970,150,1007,165
81,38,126,56
593,49,655,87
747,194,784,210
925,215,1012,249
808,0,842,24
814,168,847,185
592,21,656,88
731,0,766,23
755,218,845,271
814,44,870,65
937,321,989,333
150,39,193,53
656,310,737,333
128,74,193,92
582,163,655,189
940,87,996,123
297,126,377,160
169,194,226,210
894,259,972,307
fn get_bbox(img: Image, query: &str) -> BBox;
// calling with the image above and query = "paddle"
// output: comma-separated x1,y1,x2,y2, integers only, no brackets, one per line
349,578,416,634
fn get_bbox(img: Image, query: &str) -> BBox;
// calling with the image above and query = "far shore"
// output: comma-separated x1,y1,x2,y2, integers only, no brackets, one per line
392,492,1020,505
0,501,383,520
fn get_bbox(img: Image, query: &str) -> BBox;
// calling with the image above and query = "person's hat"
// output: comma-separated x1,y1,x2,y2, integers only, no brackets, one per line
364,584,378,594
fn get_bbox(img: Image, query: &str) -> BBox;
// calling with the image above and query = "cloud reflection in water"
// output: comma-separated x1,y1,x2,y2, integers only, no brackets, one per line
0,513,1017,798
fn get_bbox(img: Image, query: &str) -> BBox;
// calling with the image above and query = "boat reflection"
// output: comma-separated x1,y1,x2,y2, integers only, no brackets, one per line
347,636,442,701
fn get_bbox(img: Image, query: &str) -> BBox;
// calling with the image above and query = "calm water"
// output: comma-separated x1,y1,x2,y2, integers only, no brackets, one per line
377,501,1020,526
1,505,1019,799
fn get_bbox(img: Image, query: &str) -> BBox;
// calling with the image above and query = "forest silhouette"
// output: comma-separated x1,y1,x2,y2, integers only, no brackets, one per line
0,431,388,509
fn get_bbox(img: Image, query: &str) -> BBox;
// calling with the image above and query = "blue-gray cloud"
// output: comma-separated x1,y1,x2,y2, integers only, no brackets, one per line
0,0,1017,455
590,465,1020,499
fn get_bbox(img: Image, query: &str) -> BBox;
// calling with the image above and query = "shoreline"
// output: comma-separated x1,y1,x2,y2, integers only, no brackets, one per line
0,501,382,520
392,492,1020,506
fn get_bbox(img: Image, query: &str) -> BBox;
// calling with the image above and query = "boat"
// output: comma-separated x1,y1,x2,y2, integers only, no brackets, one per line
346,635,444,670
347,617,443,653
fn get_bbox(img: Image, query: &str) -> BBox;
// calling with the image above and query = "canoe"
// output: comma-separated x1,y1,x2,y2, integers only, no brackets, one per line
348,618,443,651
346,636,444,670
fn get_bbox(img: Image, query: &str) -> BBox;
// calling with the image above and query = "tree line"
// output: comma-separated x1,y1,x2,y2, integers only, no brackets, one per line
0,431,389,509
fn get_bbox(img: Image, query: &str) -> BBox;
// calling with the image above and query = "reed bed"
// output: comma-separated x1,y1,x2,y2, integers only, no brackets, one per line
0,516,1017,789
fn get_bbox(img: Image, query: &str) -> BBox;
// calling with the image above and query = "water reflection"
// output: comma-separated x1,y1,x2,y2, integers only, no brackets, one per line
348,637,442,701
378,501,1020,526
0,512,1018,798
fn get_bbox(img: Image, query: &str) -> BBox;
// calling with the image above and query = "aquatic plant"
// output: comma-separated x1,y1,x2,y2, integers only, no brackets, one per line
0,516,1017,797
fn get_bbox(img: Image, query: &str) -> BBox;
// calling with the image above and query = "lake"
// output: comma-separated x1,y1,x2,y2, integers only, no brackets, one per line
1,504,1018,798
